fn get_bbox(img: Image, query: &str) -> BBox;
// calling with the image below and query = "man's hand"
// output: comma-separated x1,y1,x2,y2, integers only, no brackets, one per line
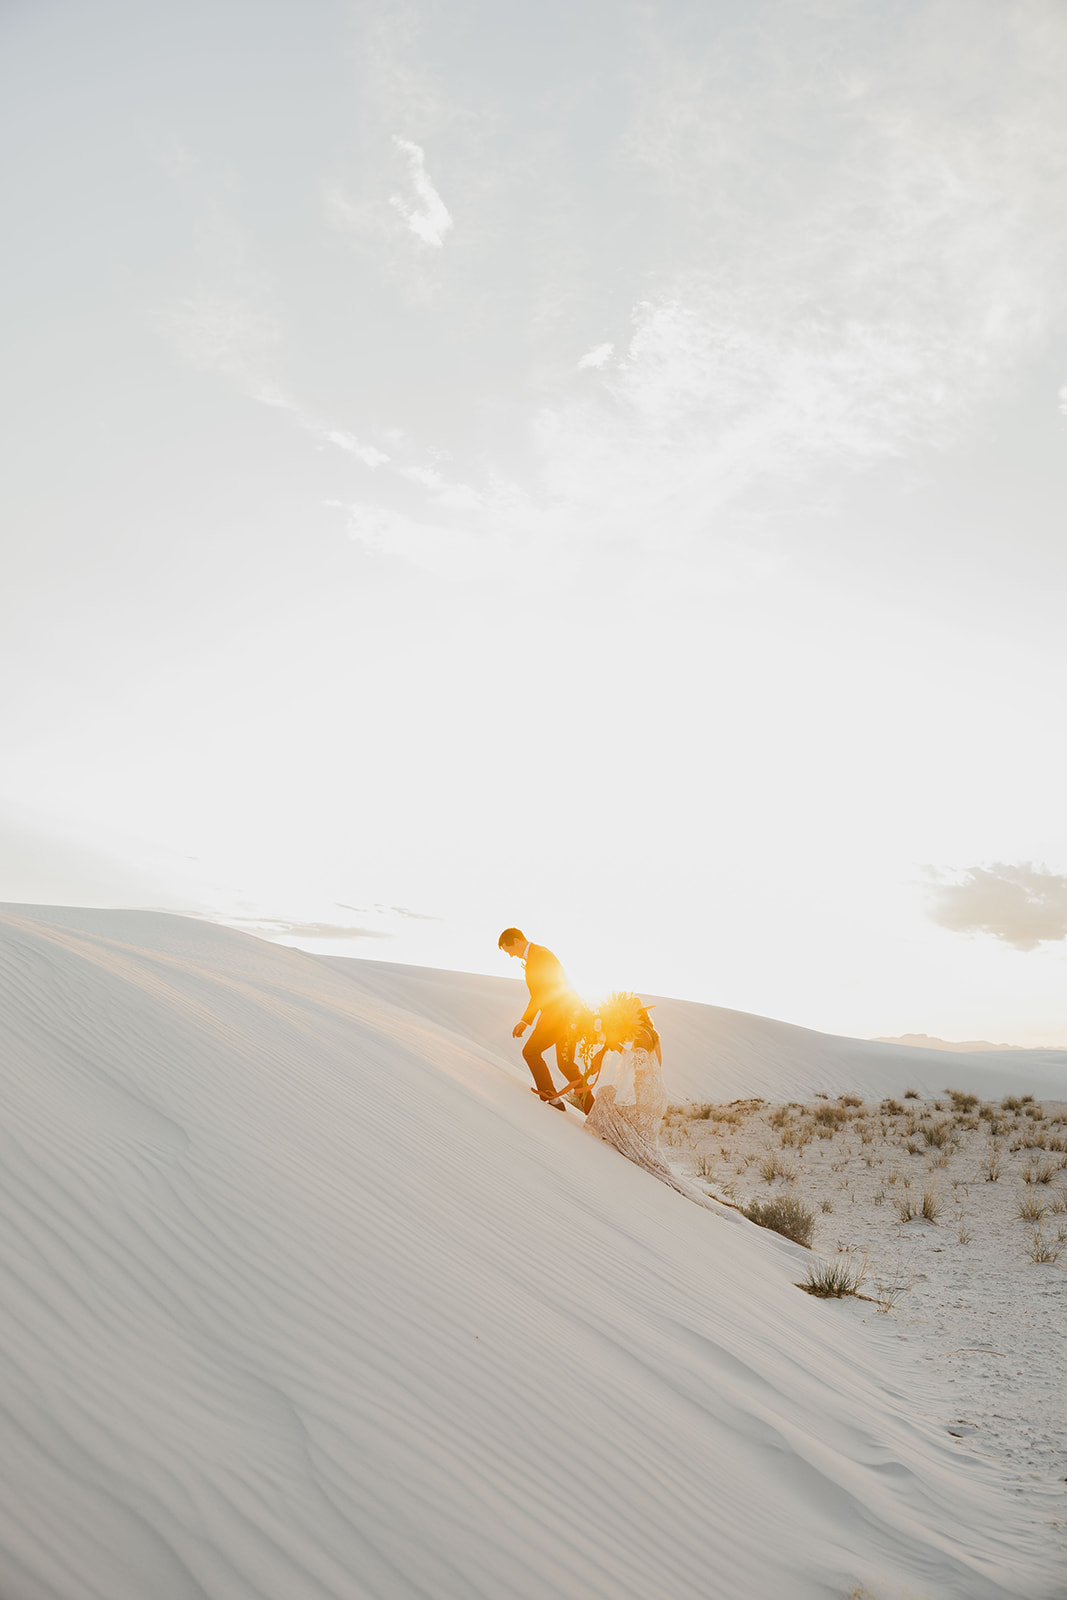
512,1020,528,1038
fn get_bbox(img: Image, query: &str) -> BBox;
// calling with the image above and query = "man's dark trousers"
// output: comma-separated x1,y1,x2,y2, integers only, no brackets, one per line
523,1002,593,1112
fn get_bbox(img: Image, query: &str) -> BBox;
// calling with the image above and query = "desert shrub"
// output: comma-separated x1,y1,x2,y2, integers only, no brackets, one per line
820,1197,834,1213
946,1089,978,1111
978,1104,996,1121
742,1193,815,1247
922,1121,952,1148
984,1146,1002,1182
814,1104,850,1128
895,1191,918,1221
904,1087,920,1099
768,1106,792,1128
1010,1133,1048,1152
758,1152,797,1183
1050,1189,1067,1215
803,1251,868,1298
1028,1230,1061,1264
1017,1192,1048,1222
1025,1103,1045,1121
690,1103,715,1120
882,1098,904,1116
839,1094,863,1108
1023,1159,1057,1186
919,1184,941,1221
1001,1095,1023,1111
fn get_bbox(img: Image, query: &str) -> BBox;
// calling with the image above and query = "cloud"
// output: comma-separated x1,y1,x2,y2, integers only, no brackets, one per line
389,137,453,248
254,387,390,466
927,862,1067,950
577,343,614,371
225,918,391,941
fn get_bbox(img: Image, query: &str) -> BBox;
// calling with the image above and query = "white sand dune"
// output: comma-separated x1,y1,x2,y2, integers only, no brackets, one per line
321,955,1067,1104
0,905,1062,1600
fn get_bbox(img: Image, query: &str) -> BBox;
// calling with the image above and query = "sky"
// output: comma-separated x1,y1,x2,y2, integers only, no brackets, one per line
2,0,1066,1044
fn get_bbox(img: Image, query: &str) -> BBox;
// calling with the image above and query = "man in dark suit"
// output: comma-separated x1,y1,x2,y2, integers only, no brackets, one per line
498,927,592,1112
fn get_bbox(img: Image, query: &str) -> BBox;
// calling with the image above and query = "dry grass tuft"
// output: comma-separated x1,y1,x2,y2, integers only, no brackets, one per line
802,1249,868,1298
1028,1230,1061,1264
742,1193,815,1247
1017,1192,1048,1223
758,1151,797,1184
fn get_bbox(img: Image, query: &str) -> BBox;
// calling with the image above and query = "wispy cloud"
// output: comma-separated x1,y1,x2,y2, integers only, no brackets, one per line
927,862,1067,950
389,137,453,248
577,343,614,371
224,917,392,941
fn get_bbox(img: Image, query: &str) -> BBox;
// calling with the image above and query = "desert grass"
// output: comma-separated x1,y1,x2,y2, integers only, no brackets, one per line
681,1094,1066,1289
802,1249,868,1298
1028,1230,1062,1264
758,1151,797,1183
742,1193,815,1247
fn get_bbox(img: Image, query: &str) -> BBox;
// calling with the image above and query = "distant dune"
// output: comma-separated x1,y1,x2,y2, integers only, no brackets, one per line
0,904,1061,1600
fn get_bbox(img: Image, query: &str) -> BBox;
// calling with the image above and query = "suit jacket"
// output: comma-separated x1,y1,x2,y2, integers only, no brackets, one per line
520,943,574,1025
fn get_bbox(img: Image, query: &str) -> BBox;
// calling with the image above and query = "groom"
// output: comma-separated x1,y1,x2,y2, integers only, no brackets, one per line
498,928,592,1112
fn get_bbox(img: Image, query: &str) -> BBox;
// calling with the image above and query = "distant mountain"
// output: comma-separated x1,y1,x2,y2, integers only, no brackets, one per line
873,1032,1028,1053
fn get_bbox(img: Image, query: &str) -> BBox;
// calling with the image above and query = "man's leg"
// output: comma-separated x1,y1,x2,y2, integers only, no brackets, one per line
554,1030,593,1113
523,1014,563,1101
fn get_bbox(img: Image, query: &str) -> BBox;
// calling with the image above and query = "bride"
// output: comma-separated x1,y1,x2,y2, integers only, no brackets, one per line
581,994,676,1183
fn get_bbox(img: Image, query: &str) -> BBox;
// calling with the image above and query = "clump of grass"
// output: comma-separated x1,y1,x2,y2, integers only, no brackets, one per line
946,1089,978,1111
839,1093,863,1108
690,1103,715,1120
984,1145,1002,1182
813,1104,850,1129
1049,1189,1067,1215
873,1187,886,1205
768,1106,792,1129
758,1151,797,1183
957,1220,973,1245
694,1151,715,1179
871,1274,912,1313
896,1184,941,1223
802,1249,868,1298
882,1098,904,1116
1028,1230,1061,1264
1023,1158,1057,1186
820,1197,834,1213
1001,1095,1025,1111
904,1087,920,1099
742,1193,815,1247
1017,1192,1048,1222
922,1121,953,1148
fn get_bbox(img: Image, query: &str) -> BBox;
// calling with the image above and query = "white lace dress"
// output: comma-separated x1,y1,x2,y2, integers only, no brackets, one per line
585,1044,718,1210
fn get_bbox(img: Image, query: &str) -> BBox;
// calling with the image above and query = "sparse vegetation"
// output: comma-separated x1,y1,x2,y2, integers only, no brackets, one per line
758,1151,797,1183
742,1193,815,1247
947,1089,979,1111
1028,1230,1061,1264
802,1250,868,1297
903,1087,919,1099
1017,1192,1048,1223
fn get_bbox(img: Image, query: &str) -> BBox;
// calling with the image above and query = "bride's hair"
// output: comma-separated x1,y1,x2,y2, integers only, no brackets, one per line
634,1006,660,1053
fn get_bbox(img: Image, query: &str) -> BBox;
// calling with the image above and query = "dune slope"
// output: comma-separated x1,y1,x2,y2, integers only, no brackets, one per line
321,954,1067,1103
0,906,1059,1600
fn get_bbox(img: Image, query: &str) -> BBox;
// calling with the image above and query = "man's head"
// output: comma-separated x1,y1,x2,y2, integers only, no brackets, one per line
498,927,527,958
